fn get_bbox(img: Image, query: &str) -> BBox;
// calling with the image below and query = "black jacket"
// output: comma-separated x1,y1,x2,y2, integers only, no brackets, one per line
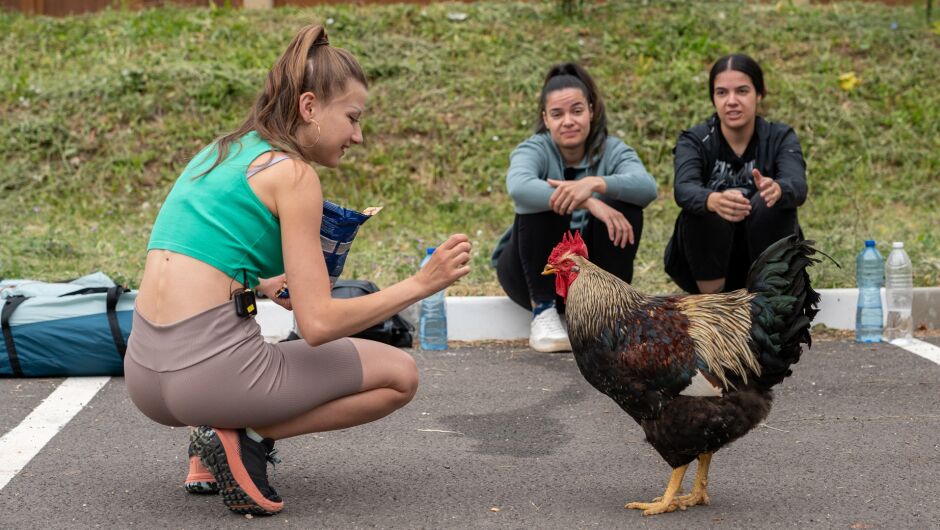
673,114,807,215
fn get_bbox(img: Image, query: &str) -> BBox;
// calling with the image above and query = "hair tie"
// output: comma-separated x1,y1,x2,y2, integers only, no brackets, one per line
312,33,330,47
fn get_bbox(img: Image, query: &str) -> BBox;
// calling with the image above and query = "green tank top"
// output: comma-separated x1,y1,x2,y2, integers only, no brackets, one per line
148,131,283,288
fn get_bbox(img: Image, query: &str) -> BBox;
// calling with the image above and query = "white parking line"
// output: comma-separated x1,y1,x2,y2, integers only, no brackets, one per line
0,377,110,491
895,338,940,365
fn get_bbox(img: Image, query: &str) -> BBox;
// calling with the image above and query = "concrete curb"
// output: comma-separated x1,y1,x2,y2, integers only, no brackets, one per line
257,287,940,342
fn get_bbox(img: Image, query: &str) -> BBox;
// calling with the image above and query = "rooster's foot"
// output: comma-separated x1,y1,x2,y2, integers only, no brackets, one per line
625,488,708,515
673,489,710,508
673,453,712,509
625,499,682,515
625,464,689,516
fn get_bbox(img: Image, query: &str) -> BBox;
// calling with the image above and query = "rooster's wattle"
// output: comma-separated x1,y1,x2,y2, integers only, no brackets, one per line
544,232,821,515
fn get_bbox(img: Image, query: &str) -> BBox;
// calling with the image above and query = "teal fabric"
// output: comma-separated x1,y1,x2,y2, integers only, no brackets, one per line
0,272,135,376
148,131,283,288
491,133,657,266
1,308,133,376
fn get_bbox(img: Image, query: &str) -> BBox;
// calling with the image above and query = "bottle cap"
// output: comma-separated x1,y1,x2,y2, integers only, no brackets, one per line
892,242,903,249
426,247,435,255
865,240,875,247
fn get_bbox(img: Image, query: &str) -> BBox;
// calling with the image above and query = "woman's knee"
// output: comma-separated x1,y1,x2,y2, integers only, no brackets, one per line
679,211,736,252
392,349,419,403
354,339,419,401
748,196,796,224
379,349,417,410
685,209,731,231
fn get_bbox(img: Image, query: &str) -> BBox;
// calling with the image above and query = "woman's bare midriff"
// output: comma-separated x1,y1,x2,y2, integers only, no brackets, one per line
136,155,283,325
136,250,239,325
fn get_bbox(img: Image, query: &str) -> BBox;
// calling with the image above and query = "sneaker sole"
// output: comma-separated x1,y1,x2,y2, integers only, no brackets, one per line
185,454,220,494
185,432,219,494
191,426,284,515
529,339,572,353
184,481,220,494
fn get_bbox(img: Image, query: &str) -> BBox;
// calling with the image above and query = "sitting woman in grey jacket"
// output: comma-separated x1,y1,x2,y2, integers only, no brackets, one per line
491,63,657,353
664,53,807,294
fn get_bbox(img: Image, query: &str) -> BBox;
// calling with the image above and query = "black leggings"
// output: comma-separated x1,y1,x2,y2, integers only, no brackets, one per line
496,199,644,311
670,195,800,293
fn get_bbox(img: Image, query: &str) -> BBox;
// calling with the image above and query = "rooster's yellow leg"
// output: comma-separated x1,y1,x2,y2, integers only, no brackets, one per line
673,452,712,508
625,464,688,516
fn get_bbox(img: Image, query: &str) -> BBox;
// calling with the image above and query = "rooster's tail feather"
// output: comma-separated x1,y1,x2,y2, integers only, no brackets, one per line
746,235,823,389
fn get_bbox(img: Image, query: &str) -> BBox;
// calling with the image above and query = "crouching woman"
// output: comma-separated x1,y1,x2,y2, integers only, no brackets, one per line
125,24,471,516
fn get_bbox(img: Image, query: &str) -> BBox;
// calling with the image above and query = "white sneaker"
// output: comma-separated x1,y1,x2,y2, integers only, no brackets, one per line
529,307,571,353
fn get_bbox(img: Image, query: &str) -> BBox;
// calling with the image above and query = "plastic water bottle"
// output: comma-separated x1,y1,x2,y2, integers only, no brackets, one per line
855,240,883,343
884,241,913,345
418,248,448,350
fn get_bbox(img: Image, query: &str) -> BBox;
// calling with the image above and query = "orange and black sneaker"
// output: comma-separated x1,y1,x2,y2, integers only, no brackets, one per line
191,425,284,515
184,437,220,494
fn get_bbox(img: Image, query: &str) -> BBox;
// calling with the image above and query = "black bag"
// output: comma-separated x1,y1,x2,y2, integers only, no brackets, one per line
334,280,415,347
283,279,414,348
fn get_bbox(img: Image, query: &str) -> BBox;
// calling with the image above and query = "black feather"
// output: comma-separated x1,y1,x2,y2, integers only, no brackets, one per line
746,235,823,389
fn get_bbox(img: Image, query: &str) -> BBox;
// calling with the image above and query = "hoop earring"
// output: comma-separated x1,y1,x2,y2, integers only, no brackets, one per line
301,119,321,148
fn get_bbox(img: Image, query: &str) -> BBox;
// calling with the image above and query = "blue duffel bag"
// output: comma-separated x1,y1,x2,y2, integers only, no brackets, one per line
0,272,134,377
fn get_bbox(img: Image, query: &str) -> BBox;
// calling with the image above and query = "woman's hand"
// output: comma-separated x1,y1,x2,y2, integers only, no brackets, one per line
585,198,634,248
752,168,781,208
706,189,752,222
547,176,606,215
256,274,292,311
414,234,472,295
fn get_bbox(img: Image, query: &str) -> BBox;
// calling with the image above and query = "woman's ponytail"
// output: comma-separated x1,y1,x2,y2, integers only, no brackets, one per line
195,23,366,176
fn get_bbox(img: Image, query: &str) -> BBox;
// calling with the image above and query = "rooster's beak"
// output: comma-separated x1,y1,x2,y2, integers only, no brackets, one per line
542,264,556,276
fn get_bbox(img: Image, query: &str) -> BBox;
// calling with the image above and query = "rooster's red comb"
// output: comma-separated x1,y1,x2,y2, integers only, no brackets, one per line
548,230,589,264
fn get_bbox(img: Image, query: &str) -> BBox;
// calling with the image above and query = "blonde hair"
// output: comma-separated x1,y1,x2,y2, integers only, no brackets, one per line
198,24,367,175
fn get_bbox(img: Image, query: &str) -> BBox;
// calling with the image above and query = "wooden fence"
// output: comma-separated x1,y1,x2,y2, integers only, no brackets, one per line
0,0,928,18
2,0,225,17
0,0,470,17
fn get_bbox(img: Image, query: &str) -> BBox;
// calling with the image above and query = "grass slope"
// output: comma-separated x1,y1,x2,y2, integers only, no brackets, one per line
1,1,938,294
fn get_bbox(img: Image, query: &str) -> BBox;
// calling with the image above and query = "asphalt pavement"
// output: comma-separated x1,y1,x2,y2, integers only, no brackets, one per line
1,338,939,529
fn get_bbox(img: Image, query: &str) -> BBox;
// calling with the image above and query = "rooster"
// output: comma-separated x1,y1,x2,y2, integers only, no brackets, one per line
543,231,822,516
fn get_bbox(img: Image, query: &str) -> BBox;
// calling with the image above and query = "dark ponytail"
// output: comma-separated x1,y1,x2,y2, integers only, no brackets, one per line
535,62,608,165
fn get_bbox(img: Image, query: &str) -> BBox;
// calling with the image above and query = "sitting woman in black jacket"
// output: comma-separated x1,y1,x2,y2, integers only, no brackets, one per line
665,53,807,294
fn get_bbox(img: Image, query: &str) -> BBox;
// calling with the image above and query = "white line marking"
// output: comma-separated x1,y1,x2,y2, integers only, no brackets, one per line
895,338,940,365
0,377,110,491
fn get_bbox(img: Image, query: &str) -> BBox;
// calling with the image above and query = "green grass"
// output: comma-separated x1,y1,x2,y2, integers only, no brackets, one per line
1,1,938,294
